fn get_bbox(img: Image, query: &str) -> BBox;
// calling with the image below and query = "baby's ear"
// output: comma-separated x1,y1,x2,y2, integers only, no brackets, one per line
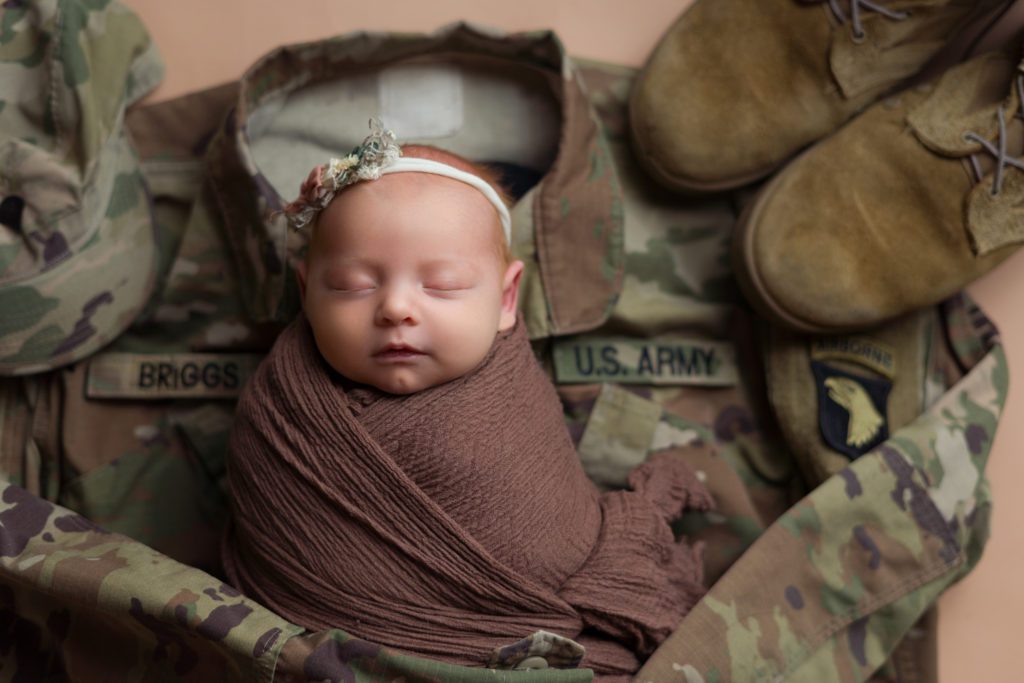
498,260,524,331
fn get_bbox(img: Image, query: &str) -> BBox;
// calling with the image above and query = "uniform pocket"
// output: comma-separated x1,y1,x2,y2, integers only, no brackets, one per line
58,361,231,573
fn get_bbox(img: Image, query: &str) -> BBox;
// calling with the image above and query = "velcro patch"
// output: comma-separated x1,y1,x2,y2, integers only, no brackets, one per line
379,63,463,138
86,352,264,399
552,336,737,386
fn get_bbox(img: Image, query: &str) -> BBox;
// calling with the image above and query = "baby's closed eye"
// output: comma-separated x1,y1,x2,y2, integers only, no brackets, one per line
327,274,377,292
423,277,473,292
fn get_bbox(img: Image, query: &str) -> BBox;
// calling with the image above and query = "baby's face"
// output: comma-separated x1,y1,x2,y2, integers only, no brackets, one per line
297,172,522,394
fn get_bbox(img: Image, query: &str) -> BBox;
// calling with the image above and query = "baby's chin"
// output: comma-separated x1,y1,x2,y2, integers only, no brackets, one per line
362,369,446,395
372,379,425,395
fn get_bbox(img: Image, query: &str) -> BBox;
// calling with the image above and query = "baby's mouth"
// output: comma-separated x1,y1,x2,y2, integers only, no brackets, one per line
373,343,426,361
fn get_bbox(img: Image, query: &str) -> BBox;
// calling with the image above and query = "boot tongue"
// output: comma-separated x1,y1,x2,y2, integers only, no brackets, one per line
828,0,967,99
967,55,1024,180
909,53,1024,256
965,87,1024,255
908,52,1017,155
969,104,1023,181
966,56,1024,180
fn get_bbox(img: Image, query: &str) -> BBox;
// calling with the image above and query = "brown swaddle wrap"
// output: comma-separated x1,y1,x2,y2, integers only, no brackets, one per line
222,316,711,677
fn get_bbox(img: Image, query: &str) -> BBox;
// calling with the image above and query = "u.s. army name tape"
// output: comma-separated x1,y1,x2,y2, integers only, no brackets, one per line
551,336,737,386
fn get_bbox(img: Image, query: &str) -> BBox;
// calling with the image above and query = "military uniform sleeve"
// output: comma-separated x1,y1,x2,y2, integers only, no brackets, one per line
635,344,1006,683
1,483,602,682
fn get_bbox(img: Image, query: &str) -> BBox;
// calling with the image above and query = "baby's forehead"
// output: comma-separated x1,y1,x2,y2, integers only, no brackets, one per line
310,173,504,258
311,232,485,262
309,217,502,272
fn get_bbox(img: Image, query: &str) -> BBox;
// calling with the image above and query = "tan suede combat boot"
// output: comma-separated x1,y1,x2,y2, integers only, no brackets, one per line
630,0,1013,193
733,48,1024,333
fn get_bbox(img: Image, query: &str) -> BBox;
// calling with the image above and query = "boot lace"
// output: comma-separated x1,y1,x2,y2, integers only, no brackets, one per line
964,74,1024,196
815,0,911,40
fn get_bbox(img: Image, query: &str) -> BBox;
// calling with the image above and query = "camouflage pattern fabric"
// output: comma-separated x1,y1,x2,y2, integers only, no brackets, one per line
0,0,165,375
0,12,1008,683
0,485,592,682
635,312,1004,681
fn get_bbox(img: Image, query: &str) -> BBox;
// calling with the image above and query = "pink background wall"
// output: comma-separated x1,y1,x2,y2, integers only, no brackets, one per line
120,2,1023,680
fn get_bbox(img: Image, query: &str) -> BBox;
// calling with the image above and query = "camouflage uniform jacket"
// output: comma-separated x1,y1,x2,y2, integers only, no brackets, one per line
0,11,1007,683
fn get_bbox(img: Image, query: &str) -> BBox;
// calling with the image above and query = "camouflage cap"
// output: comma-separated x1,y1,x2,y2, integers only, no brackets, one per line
0,0,164,375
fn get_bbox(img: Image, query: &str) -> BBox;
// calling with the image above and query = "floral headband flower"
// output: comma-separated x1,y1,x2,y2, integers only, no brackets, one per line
281,120,512,243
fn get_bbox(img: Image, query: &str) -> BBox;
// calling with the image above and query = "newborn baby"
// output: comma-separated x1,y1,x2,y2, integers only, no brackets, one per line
222,124,711,680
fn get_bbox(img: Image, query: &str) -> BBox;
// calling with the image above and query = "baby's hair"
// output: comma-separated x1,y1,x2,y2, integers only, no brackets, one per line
398,144,514,269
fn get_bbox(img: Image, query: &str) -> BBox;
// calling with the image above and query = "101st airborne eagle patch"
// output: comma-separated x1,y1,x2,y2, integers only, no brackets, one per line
811,359,893,460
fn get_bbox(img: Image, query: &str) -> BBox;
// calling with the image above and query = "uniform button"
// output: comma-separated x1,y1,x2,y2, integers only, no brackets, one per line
514,656,549,670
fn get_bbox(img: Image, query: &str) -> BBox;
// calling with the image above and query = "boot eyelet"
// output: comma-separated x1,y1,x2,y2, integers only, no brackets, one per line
851,30,866,44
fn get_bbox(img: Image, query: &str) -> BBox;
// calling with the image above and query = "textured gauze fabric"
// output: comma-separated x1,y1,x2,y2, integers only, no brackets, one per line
221,315,712,677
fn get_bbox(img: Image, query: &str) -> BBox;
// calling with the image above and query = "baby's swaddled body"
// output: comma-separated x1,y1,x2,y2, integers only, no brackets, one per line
223,316,709,679
348,323,602,590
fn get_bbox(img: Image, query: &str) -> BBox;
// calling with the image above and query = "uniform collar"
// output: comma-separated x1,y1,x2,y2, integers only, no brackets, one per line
205,22,624,336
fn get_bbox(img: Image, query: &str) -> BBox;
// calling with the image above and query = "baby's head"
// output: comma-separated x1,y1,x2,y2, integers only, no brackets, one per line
293,139,524,395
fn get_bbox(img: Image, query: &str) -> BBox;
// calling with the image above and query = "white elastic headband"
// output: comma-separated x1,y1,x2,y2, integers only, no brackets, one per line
282,121,513,243
379,157,512,245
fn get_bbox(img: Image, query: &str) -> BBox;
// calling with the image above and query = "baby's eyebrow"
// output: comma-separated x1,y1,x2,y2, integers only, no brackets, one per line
321,259,377,280
324,257,374,269
420,258,478,273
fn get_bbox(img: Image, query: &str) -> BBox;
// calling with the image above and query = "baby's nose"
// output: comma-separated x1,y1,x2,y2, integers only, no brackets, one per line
376,287,417,325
